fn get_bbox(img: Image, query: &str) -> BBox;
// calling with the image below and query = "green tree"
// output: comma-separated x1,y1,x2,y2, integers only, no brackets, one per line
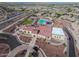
55,12,62,18
67,8,72,12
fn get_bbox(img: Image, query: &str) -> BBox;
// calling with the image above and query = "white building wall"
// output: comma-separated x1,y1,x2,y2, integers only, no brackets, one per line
17,28,50,40
52,34,65,41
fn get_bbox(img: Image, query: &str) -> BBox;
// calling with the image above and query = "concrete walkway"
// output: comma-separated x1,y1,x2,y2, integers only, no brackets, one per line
7,44,28,57
25,35,37,57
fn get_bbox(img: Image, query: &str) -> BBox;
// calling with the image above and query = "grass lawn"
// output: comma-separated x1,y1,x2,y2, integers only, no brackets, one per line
23,18,33,25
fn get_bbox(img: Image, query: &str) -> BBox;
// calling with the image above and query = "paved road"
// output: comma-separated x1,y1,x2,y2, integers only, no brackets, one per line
0,33,21,50
25,34,37,57
0,12,33,31
7,44,28,57
0,7,7,21
63,27,76,57
0,13,25,30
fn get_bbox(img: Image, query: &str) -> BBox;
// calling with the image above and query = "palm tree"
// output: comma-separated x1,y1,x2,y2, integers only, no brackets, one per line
63,43,66,47
33,46,39,52
32,51,39,57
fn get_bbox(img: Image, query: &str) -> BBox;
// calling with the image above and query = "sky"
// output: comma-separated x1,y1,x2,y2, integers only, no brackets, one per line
0,0,79,2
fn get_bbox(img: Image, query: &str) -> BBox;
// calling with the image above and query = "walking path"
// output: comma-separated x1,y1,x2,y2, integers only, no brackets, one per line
25,35,37,57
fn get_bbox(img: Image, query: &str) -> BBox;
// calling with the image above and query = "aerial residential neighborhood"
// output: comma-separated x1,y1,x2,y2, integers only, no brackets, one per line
0,2,79,57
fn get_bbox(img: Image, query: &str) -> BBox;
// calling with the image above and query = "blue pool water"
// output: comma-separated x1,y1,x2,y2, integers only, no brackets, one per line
52,27,65,35
38,19,47,25
38,19,52,25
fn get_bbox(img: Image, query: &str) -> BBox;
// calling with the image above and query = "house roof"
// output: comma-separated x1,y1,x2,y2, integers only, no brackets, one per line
21,25,52,38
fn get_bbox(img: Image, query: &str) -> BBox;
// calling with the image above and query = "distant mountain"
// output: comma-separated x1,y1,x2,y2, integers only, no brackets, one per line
0,2,79,5
0,2,79,7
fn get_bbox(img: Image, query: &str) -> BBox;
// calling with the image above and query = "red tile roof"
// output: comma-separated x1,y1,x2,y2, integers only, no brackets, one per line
19,35,32,43
21,25,52,38
37,26,52,37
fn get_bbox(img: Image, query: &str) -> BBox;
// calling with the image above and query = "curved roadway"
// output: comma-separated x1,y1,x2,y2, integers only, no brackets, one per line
63,27,76,57
0,33,21,50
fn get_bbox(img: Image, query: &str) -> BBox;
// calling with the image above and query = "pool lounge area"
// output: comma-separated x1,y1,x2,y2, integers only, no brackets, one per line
52,27,66,41
52,27,65,36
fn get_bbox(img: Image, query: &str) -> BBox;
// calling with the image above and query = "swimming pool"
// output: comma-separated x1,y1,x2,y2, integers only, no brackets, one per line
38,19,47,25
38,19,52,25
52,27,65,35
